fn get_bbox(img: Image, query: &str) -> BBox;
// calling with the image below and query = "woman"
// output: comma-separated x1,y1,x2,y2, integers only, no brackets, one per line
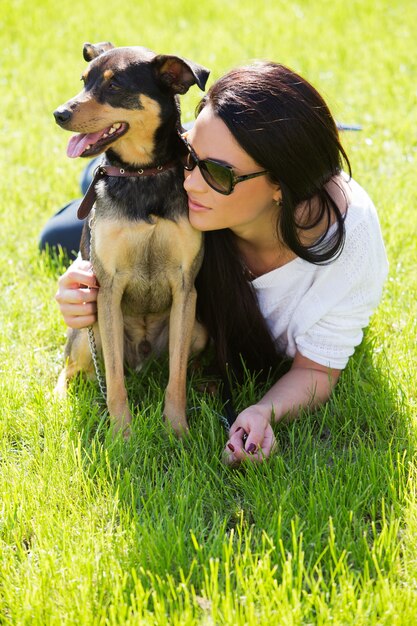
52,61,388,465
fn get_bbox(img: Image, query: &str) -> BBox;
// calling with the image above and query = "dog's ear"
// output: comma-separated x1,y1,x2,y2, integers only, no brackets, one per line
152,55,210,94
83,42,115,62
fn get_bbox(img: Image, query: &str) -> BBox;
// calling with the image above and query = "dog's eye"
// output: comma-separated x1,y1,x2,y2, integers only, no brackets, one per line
108,81,121,91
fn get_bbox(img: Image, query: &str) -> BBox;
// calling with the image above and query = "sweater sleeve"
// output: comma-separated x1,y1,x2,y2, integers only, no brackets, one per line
293,208,388,370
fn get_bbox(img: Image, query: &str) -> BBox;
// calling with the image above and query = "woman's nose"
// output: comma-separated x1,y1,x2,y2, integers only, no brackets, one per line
183,166,206,193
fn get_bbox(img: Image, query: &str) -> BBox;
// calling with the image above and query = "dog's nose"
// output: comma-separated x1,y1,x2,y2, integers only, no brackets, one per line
54,108,72,125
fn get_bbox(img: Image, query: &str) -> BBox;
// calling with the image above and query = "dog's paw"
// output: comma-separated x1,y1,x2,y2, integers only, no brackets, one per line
121,423,132,441
110,413,133,440
163,416,189,438
54,372,68,399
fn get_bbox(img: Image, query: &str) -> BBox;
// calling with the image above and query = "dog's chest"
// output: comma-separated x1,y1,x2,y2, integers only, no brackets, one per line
92,215,202,314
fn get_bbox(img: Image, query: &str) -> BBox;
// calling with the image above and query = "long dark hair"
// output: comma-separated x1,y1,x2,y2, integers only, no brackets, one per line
195,62,352,378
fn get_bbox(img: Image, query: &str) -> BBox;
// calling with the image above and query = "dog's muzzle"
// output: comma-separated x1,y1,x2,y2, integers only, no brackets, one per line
53,107,73,126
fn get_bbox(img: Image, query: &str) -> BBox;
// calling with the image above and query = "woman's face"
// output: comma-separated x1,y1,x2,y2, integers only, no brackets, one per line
183,106,281,237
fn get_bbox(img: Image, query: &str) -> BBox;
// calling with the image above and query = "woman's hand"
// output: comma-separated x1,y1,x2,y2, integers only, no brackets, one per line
55,257,98,329
221,351,341,466
223,404,276,466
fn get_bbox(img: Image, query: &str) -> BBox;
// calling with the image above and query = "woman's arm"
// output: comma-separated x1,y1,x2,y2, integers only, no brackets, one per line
55,257,99,328
224,351,341,464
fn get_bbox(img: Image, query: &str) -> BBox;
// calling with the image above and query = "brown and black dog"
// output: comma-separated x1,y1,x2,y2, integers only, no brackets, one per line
54,42,209,436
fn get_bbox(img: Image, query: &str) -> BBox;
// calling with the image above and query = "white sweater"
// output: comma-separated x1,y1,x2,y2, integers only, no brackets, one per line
251,178,388,370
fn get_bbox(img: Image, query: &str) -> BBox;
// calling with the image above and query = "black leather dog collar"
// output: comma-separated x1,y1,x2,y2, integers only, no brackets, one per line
77,162,177,220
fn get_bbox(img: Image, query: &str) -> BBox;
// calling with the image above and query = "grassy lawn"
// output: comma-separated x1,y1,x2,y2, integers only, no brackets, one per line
1,0,417,623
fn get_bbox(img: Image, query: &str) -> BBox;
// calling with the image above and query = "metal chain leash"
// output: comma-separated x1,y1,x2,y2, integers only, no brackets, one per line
86,214,107,402
214,411,231,434
87,325,107,401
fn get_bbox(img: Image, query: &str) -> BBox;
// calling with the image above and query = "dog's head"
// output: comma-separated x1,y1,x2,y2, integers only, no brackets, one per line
53,42,209,165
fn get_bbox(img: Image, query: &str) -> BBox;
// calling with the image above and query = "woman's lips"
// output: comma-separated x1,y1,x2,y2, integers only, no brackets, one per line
187,197,210,212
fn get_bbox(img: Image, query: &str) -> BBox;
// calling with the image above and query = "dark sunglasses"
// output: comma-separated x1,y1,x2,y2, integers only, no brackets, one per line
178,133,268,195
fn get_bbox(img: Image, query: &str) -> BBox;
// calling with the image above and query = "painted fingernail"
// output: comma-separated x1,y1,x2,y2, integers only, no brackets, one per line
247,443,256,454
227,443,235,452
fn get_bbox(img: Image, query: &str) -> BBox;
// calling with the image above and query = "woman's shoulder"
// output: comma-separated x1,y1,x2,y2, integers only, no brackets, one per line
342,176,386,255
343,175,379,225
320,176,388,295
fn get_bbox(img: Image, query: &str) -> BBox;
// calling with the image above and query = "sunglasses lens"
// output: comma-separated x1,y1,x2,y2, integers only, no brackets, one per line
179,136,196,171
201,161,233,194
179,147,195,172
180,151,196,171
179,134,233,194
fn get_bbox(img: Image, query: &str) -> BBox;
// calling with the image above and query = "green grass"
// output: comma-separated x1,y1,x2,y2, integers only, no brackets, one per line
1,0,417,623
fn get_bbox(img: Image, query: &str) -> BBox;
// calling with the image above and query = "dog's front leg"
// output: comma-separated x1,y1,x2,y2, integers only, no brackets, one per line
97,282,132,436
164,281,198,436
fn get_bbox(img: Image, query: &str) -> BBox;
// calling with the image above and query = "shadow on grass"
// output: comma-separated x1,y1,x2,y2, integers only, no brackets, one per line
62,328,414,601
227,332,413,579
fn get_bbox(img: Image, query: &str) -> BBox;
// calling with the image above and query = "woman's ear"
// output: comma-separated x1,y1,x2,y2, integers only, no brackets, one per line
272,186,282,203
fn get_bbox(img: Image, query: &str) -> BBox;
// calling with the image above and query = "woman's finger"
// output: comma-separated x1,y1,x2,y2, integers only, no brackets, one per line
59,300,97,317
226,425,276,464
59,270,98,290
55,286,98,306
62,313,97,329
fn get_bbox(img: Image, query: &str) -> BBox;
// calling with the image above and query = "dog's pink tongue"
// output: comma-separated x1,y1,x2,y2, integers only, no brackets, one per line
66,129,107,158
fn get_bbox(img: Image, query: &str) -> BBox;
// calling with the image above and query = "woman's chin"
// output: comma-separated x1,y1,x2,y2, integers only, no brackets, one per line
188,210,211,231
